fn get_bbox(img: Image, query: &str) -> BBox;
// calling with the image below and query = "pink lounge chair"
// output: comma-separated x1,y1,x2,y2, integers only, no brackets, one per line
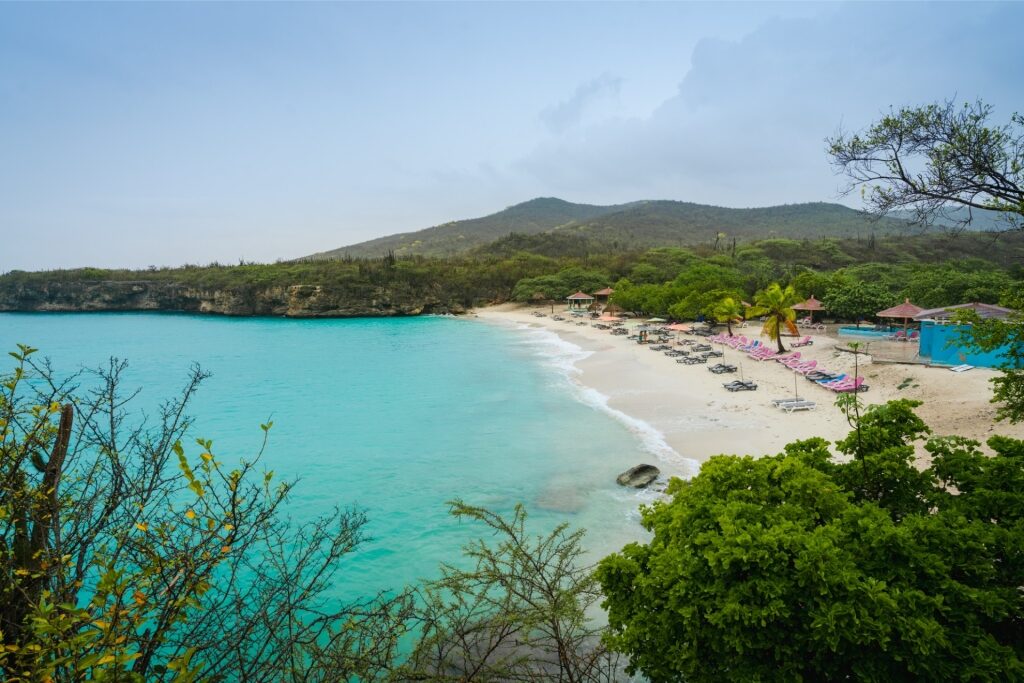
781,355,807,368
791,336,813,348
754,351,779,362
831,377,866,393
792,360,819,375
776,351,801,363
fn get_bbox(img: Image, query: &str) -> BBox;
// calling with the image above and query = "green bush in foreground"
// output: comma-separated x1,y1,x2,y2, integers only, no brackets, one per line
597,399,1024,681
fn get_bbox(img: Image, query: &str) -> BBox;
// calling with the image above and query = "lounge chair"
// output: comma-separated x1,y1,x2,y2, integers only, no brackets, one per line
831,377,866,393
770,397,806,406
792,360,819,375
775,351,801,363
806,371,840,383
709,363,738,374
723,380,758,392
950,364,974,373
791,336,813,347
779,400,817,413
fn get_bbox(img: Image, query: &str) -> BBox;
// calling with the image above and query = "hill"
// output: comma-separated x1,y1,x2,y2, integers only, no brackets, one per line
311,198,910,259
309,198,630,260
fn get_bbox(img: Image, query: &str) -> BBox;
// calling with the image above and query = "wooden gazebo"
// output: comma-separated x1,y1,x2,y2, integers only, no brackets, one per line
566,291,595,311
792,295,825,323
877,298,924,334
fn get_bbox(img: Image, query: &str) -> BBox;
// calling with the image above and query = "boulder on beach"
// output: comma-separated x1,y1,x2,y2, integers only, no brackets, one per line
616,464,661,488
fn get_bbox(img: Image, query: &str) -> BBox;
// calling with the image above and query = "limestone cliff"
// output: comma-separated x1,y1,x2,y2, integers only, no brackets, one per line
0,281,469,317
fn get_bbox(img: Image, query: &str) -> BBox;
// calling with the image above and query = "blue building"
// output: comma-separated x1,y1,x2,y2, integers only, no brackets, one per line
915,303,1016,368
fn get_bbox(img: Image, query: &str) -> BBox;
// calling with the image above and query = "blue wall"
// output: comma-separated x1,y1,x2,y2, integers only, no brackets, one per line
918,321,1010,367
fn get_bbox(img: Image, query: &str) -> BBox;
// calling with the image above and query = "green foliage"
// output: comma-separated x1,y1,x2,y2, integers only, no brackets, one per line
823,278,899,321
511,266,611,302
958,308,1024,422
400,501,620,681
709,296,744,336
747,283,800,352
597,400,1024,681
0,348,411,681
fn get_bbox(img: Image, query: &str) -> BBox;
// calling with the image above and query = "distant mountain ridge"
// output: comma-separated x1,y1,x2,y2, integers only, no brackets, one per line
308,197,911,259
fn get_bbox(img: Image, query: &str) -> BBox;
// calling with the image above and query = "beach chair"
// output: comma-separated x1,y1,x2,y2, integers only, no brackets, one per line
806,371,840,383
791,336,813,347
780,400,817,413
831,377,866,393
709,363,738,374
771,397,805,406
950,364,974,373
792,360,819,375
723,380,758,392
775,351,801,364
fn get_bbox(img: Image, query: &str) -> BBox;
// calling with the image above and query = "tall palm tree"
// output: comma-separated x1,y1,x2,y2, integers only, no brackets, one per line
711,296,744,336
748,283,800,353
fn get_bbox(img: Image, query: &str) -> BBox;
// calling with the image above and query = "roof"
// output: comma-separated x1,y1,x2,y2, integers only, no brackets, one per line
914,302,1016,321
592,287,615,296
566,291,594,300
877,298,924,319
792,295,824,311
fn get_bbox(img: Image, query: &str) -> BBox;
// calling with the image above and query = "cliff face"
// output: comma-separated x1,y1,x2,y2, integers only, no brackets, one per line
0,281,468,317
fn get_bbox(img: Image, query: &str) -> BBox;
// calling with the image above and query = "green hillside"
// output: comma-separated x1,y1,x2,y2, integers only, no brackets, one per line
310,197,630,259
312,198,910,259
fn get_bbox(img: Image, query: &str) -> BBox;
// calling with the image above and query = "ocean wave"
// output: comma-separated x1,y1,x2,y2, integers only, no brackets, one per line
511,324,700,478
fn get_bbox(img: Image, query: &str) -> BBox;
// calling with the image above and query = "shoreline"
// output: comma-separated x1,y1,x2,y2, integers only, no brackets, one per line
475,304,1024,475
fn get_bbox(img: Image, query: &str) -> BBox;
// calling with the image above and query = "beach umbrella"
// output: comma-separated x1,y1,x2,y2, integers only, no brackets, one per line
876,298,924,336
792,295,825,324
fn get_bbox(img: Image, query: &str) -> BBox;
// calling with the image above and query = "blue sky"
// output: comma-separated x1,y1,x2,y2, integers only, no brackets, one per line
2,1,1023,270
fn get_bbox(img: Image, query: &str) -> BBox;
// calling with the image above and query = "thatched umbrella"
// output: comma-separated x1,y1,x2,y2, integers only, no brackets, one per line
877,298,924,337
792,295,825,324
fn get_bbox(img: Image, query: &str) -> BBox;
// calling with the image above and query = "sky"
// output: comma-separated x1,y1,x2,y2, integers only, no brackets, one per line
2,1,1023,271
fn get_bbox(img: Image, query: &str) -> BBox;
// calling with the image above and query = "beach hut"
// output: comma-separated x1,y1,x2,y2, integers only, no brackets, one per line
876,298,923,336
792,295,825,324
566,291,595,311
592,287,614,303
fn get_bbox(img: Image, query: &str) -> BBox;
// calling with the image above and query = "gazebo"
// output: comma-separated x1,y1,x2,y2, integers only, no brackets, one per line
566,291,595,311
792,295,825,323
877,298,924,335
592,287,614,302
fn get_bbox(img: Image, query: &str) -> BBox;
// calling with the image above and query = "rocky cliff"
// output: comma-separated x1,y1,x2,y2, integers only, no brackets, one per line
0,281,469,317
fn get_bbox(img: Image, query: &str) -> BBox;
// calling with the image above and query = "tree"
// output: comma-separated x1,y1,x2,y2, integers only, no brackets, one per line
710,296,744,336
746,283,800,353
400,502,620,682
828,100,1024,232
0,346,410,681
823,279,898,323
597,400,1024,681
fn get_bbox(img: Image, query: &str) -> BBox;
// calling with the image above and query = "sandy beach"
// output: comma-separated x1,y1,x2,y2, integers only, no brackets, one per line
476,303,1024,478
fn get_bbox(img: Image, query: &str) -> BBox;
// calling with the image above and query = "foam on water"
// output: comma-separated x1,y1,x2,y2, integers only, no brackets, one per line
510,323,700,478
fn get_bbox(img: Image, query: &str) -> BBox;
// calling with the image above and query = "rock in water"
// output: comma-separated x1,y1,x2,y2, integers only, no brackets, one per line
616,464,661,488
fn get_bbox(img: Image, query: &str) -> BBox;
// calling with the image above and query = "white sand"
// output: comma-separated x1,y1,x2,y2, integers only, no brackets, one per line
475,304,1024,477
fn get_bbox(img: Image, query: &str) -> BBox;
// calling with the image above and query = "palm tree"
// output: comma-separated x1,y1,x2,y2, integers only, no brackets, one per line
711,296,744,336
747,283,800,353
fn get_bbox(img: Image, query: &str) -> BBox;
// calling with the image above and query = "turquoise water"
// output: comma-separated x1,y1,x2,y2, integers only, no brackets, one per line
837,325,895,338
0,312,656,601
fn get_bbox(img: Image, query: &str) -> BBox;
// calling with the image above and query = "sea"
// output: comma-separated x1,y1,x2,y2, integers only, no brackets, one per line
0,312,679,603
